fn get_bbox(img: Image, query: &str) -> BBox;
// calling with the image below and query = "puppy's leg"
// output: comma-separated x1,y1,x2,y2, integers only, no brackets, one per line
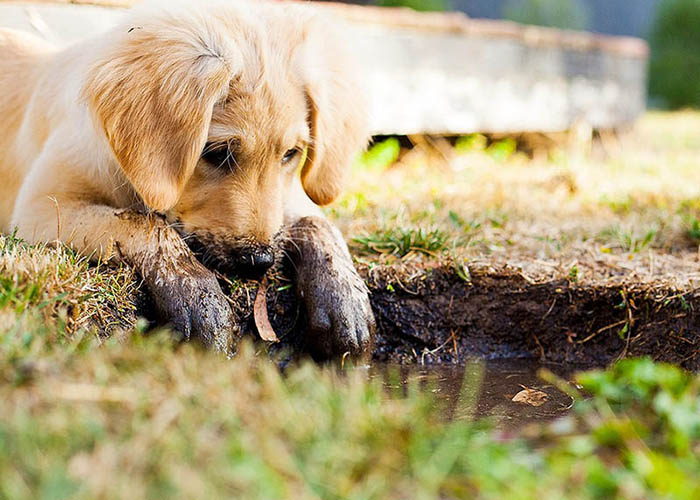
13,198,237,352
281,180,375,360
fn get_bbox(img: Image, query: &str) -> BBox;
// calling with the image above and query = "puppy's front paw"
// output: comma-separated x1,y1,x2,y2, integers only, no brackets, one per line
147,266,239,353
298,258,376,360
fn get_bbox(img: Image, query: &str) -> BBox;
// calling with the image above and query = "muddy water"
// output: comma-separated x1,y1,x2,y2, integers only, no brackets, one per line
369,360,583,427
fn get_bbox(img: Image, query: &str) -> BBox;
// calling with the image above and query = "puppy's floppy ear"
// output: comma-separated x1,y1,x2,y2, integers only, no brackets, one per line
299,18,370,206
83,14,237,211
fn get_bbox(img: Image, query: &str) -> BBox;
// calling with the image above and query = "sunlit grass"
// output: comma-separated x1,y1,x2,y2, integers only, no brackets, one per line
0,312,698,499
596,225,659,253
1,112,700,498
334,111,700,285
0,238,697,499
353,227,449,257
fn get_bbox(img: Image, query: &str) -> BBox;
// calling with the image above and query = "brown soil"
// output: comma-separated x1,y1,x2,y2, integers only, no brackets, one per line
212,263,700,371
367,267,698,370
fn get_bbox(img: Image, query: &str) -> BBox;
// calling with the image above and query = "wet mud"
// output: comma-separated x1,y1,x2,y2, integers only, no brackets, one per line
366,267,700,370
117,263,700,424
368,359,578,427
227,265,700,371
124,263,700,371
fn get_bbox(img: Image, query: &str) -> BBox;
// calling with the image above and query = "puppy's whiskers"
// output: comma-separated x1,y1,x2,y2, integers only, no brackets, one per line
280,248,299,272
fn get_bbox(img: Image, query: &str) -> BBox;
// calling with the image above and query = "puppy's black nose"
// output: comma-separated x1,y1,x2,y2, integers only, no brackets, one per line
234,246,274,279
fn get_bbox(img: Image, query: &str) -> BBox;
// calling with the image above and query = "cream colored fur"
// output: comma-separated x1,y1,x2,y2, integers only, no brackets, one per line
0,0,371,351
0,0,367,258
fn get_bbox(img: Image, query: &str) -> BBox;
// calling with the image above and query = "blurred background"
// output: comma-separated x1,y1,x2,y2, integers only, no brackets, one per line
324,0,700,110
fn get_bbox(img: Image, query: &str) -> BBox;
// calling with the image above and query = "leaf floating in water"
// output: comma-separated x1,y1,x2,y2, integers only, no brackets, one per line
511,386,549,407
254,278,279,343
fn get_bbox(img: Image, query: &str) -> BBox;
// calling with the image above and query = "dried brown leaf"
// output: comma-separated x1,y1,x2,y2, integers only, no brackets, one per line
254,278,279,343
511,386,549,407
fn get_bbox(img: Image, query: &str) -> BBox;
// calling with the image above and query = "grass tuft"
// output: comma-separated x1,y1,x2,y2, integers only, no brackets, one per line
0,234,137,339
597,226,658,253
0,318,698,500
353,227,449,257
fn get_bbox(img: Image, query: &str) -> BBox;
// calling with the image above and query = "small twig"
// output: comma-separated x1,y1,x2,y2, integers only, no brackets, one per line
420,335,455,364
531,332,545,360
214,270,240,306
341,351,350,370
49,196,61,242
539,298,557,325
449,329,459,363
408,247,440,258
616,289,635,361
576,319,628,344
394,276,421,296
518,272,537,285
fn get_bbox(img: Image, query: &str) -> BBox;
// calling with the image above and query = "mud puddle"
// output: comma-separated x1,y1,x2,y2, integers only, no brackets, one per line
369,359,580,427
121,261,697,426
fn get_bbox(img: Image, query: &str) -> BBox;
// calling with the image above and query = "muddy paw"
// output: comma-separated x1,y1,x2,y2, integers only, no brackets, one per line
281,216,376,360
147,266,239,353
298,257,376,360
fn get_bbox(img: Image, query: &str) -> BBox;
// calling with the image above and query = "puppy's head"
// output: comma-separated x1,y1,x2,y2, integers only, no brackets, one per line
84,2,368,277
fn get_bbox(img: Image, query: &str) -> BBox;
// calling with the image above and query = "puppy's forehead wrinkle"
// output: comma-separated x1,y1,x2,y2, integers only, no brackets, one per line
193,32,230,65
224,28,266,95
211,82,308,154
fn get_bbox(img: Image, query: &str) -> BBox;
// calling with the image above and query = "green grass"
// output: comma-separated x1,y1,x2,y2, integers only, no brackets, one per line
375,0,449,12
359,138,401,172
596,226,659,253
684,216,700,243
353,227,450,257
0,235,698,499
3,112,700,498
648,0,700,109
336,112,700,283
1,320,698,499
0,232,136,335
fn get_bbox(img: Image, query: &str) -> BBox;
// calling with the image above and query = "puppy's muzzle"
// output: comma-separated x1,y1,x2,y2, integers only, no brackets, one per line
232,245,274,279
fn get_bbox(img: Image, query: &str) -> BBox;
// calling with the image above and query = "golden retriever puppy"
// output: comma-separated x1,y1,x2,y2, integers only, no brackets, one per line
0,0,375,358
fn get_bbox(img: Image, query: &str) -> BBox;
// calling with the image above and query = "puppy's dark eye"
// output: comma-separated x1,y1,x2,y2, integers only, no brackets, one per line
202,142,235,170
282,148,300,165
